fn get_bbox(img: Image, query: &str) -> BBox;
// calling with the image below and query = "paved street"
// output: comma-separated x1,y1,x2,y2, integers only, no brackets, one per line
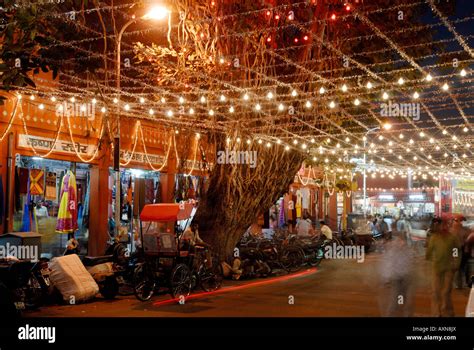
25,252,471,317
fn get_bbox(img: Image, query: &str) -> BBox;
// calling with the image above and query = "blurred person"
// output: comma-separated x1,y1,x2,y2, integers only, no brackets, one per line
378,232,416,316
426,217,462,317
319,220,332,241
451,216,471,288
295,214,314,237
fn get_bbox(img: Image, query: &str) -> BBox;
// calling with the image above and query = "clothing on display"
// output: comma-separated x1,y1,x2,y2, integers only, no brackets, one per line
29,169,45,196
145,178,154,204
56,170,78,234
14,168,21,212
45,172,57,200
296,189,302,218
301,187,310,210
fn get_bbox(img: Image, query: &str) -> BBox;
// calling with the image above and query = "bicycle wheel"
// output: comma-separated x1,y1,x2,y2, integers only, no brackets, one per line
133,263,156,302
170,263,192,299
199,261,223,292
281,248,304,272
309,247,324,267
23,274,42,309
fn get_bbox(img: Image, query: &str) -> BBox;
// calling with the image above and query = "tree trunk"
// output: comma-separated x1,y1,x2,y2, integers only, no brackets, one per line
195,136,304,261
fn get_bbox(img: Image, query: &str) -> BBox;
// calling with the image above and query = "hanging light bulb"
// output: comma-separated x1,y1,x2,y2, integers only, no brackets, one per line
460,69,467,77
179,96,185,104
291,89,298,97
413,91,419,99
112,97,118,104
435,145,440,150
301,143,307,150
266,142,271,148
189,108,195,115
311,138,315,143
39,104,44,110
101,107,107,113
305,100,312,108
293,139,298,145
442,129,448,135
442,83,449,91
329,101,336,109
285,145,290,151
140,97,145,104
341,84,348,92
243,93,249,101
246,139,251,145
229,106,235,113
397,77,405,85
425,74,433,82
167,110,173,117
200,96,206,103
463,126,469,132
366,82,373,89
319,87,325,94
399,133,404,139
382,92,389,100
277,139,282,144
278,103,285,111
124,104,130,111
353,98,360,106
209,109,215,116
419,131,425,137
161,97,166,103
255,103,261,111
266,92,274,99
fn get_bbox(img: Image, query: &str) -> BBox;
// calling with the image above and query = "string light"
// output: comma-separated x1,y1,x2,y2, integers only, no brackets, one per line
460,69,467,77
229,106,235,113
291,89,298,97
341,84,348,92
167,110,173,117
382,92,389,100
319,87,325,94
366,82,373,89
442,83,449,91
413,91,419,99
266,92,274,99
179,96,185,104
305,100,312,108
255,103,261,111
189,108,195,115
397,77,405,85
425,74,433,82
148,108,154,115
200,96,206,103
354,98,360,106
329,101,336,109
278,103,285,111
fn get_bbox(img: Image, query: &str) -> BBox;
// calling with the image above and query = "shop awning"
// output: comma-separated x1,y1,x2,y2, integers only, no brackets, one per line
139,203,194,222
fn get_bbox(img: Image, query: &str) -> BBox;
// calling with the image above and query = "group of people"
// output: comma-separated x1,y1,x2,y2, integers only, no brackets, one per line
294,214,333,241
380,215,473,317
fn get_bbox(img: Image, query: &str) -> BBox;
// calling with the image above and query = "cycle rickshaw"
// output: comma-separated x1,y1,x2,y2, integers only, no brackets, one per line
133,203,222,301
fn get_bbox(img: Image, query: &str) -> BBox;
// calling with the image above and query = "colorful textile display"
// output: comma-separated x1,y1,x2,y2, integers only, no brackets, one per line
45,172,57,200
21,174,31,232
56,170,78,234
296,189,302,218
279,198,285,227
29,169,45,195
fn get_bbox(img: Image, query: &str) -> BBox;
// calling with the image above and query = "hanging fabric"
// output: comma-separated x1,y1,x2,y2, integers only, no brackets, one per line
21,174,31,232
278,197,285,228
45,172,57,200
82,173,90,231
19,168,29,194
14,167,21,212
56,170,78,234
29,169,45,196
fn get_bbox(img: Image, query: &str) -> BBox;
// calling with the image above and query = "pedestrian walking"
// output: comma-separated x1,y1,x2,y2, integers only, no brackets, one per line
426,217,462,317
378,232,416,316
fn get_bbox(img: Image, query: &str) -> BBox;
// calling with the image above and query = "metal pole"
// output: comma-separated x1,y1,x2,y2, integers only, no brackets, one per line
114,19,135,237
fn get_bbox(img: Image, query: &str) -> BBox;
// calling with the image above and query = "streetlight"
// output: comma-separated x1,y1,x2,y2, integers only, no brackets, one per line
114,4,170,237
362,123,391,217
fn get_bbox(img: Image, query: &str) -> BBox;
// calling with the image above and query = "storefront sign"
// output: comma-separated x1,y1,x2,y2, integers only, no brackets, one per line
120,150,165,165
18,134,96,155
